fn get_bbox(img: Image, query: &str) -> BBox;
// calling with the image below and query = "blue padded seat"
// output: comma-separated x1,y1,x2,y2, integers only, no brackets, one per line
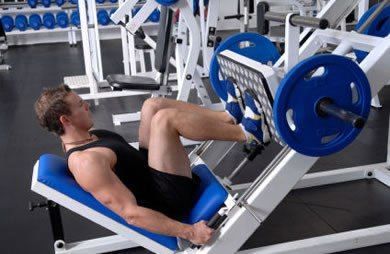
37,154,228,250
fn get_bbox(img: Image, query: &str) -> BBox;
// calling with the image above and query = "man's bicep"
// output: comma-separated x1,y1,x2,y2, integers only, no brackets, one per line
70,152,138,210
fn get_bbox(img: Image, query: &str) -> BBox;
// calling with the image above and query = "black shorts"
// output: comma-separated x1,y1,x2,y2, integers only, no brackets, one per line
146,167,201,221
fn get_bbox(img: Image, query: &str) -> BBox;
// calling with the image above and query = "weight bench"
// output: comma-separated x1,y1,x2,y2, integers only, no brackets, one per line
31,154,229,254
107,6,173,94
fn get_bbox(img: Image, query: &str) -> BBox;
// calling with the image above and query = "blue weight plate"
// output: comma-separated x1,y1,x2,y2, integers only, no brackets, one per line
355,3,390,62
209,32,280,101
273,54,371,157
155,0,178,6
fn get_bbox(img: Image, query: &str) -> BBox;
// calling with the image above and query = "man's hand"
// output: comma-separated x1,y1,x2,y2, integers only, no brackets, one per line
188,221,214,245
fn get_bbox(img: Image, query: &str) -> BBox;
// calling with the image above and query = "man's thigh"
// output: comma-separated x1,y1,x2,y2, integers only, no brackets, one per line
155,98,211,112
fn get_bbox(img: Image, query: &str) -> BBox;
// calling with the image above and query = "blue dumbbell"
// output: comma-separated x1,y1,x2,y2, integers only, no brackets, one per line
1,16,14,32
29,14,42,30
96,0,105,3
56,0,66,6
15,15,28,31
43,13,56,29
97,9,110,26
109,0,117,3
70,11,80,26
27,0,38,8
148,9,160,23
56,11,69,28
42,0,51,8
69,0,78,4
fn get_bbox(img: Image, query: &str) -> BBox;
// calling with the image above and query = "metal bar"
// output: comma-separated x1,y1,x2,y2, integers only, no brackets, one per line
357,0,390,33
264,11,329,29
226,162,387,192
317,99,365,129
175,0,201,102
47,200,65,243
284,13,300,73
237,147,291,202
56,235,138,254
374,168,390,188
274,0,361,68
293,164,383,189
200,150,319,254
79,85,178,100
237,224,390,254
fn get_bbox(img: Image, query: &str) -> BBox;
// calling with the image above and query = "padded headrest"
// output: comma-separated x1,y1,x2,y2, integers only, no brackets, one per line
36,154,228,250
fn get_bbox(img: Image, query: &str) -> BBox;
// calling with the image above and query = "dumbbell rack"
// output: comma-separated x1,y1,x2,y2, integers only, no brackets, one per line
0,1,159,46
0,3,70,45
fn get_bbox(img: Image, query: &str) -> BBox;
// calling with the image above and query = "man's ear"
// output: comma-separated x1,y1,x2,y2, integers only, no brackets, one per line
59,115,71,127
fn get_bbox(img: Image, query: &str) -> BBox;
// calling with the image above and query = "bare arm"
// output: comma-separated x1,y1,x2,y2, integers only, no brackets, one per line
68,151,212,244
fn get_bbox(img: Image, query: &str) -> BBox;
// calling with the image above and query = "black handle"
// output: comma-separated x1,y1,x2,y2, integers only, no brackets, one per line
207,213,228,229
224,14,245,20
257,2,270,35
248,0,255,14
316,98,365,129
29,201,48,211
190,213,227,249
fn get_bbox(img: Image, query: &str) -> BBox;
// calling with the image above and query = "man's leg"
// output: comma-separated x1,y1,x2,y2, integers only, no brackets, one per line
148,108,246,177
139,98,234,149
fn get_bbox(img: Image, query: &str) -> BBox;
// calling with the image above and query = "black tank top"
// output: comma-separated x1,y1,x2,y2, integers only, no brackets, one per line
65,129,157,208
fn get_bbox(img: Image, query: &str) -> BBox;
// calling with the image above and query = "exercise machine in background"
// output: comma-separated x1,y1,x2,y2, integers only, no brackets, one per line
108,0,223,127
0,17,11,71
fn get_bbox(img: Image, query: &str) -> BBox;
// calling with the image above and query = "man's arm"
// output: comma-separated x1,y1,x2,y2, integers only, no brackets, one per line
68,151,213,244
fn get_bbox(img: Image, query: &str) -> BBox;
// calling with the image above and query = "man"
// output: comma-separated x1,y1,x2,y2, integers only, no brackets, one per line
34,84,269,245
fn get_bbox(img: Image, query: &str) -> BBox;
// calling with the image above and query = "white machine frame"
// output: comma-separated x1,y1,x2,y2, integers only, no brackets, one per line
69,0,224,127
190,0,368,172
193,12,390,254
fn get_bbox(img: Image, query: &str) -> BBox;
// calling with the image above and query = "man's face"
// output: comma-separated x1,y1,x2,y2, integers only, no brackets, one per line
64,92,94,130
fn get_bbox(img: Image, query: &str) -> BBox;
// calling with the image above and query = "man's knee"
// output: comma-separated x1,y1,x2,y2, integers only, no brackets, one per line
141,98,168,116
151,108,179,130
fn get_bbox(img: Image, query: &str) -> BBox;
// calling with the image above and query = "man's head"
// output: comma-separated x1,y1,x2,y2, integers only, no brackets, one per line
34,85,94,136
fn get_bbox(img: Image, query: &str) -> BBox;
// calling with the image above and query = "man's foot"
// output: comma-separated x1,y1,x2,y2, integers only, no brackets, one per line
225,79,245,124
239,90,271,145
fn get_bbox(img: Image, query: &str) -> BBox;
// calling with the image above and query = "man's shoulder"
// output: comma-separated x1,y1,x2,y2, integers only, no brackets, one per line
68,150,103,170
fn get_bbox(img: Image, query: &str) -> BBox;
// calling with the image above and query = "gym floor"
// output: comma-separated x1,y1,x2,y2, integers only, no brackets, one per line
1,39,390,254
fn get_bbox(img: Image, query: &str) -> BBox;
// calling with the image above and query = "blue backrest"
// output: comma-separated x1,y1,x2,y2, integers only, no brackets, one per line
37,154,228,250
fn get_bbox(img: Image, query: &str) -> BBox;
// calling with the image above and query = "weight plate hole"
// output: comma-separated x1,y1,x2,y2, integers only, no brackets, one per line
286,109,296,131
350,82,359,104
239,41,255,49
376,17,388,31
321,133,339,144
304,66,325,81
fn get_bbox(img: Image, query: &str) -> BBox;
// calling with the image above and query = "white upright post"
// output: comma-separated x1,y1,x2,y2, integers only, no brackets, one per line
78,0,99,105
203,0,220,71
284,13,300,73
119,0,131,76
358,0,369,20
175,0,201,102
89,0,104,82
